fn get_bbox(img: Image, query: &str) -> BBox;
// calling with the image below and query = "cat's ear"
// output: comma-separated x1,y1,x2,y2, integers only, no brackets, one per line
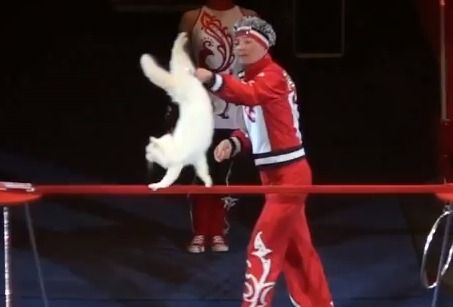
150,136,157,143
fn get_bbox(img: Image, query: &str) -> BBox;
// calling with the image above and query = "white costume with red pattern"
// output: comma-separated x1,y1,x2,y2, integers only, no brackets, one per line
191,5,246,129
185,4,256,240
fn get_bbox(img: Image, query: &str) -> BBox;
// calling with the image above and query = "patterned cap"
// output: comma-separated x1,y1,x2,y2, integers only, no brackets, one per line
233,16,277,48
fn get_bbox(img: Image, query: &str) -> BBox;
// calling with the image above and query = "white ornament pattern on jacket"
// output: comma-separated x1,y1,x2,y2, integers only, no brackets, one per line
243,231,276,307
289,295,301,307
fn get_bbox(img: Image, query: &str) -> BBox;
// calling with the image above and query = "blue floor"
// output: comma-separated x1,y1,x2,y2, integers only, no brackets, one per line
1,151,453,307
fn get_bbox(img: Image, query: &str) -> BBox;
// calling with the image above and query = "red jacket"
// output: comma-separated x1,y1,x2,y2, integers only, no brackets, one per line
208,54,305,168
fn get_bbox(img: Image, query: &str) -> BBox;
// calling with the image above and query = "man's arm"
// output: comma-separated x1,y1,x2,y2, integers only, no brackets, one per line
207,70,286,106
230,129,252,156
214,129,252,162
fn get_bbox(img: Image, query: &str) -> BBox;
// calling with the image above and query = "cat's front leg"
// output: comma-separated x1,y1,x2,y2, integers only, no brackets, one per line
148,164,184,191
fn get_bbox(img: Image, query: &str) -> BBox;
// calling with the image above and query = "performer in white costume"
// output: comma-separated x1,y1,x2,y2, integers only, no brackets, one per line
178,0,257,253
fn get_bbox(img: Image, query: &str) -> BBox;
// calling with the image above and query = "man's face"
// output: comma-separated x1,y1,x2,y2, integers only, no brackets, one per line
233,35,268,65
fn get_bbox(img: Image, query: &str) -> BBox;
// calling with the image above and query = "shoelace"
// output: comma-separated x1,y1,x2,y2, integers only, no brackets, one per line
192,235,205,245
212,236,226,244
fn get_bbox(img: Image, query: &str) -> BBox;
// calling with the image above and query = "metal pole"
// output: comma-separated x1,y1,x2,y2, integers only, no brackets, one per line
440,0,447,122
3,206,12,307
24,204,49,307
433,1,450,305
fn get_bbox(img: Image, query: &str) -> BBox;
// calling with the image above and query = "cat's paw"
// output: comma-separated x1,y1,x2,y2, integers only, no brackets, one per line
175,32,188,45
148,182,168,191
140,54,152,66
140,54,157,74
203,177,213,188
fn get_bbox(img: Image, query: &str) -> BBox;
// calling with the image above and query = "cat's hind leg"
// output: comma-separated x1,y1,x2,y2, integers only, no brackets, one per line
140,54,175,92
193,155,212,187
148,163,184,191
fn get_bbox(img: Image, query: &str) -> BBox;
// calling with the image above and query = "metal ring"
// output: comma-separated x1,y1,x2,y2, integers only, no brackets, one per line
420,204,453,288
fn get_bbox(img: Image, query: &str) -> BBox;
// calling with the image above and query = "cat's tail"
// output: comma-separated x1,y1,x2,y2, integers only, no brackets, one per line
170,32,195,74
140,54,175,92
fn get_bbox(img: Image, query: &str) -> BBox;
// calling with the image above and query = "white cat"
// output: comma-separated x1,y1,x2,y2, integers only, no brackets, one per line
140,32,214,190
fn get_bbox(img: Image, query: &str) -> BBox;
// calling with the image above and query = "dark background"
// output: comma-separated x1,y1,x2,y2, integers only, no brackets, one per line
0,0,441,185
1,1,453,305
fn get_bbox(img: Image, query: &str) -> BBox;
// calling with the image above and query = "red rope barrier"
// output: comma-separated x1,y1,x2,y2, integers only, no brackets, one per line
2,181,453,198
2,183,453,205
30,183,453,195
0,191,42,204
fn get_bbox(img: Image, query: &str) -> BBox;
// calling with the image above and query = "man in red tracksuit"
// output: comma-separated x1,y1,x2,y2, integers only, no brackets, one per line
195,16,334,307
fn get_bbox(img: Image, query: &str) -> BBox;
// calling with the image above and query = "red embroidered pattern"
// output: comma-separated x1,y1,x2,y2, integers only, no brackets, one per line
199,11,235,73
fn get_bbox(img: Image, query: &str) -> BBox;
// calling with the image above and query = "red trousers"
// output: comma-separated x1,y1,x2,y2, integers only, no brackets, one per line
190,129,236,236
242,159,333,307
191,195,226,235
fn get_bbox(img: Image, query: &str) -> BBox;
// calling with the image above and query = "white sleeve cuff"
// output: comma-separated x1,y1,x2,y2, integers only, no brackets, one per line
230,137,241,156
209,74,223,92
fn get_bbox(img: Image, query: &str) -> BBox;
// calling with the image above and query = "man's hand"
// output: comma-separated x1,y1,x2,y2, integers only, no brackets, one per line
214,139,233,162
195,68,214,84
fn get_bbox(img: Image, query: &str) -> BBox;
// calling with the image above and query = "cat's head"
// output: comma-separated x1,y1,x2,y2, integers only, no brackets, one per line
145,135,172,163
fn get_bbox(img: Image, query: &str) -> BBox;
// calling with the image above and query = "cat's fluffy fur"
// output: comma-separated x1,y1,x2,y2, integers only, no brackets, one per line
140,32,214,190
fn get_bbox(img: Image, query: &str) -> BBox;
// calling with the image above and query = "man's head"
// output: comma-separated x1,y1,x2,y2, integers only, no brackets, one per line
233,16,276,65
